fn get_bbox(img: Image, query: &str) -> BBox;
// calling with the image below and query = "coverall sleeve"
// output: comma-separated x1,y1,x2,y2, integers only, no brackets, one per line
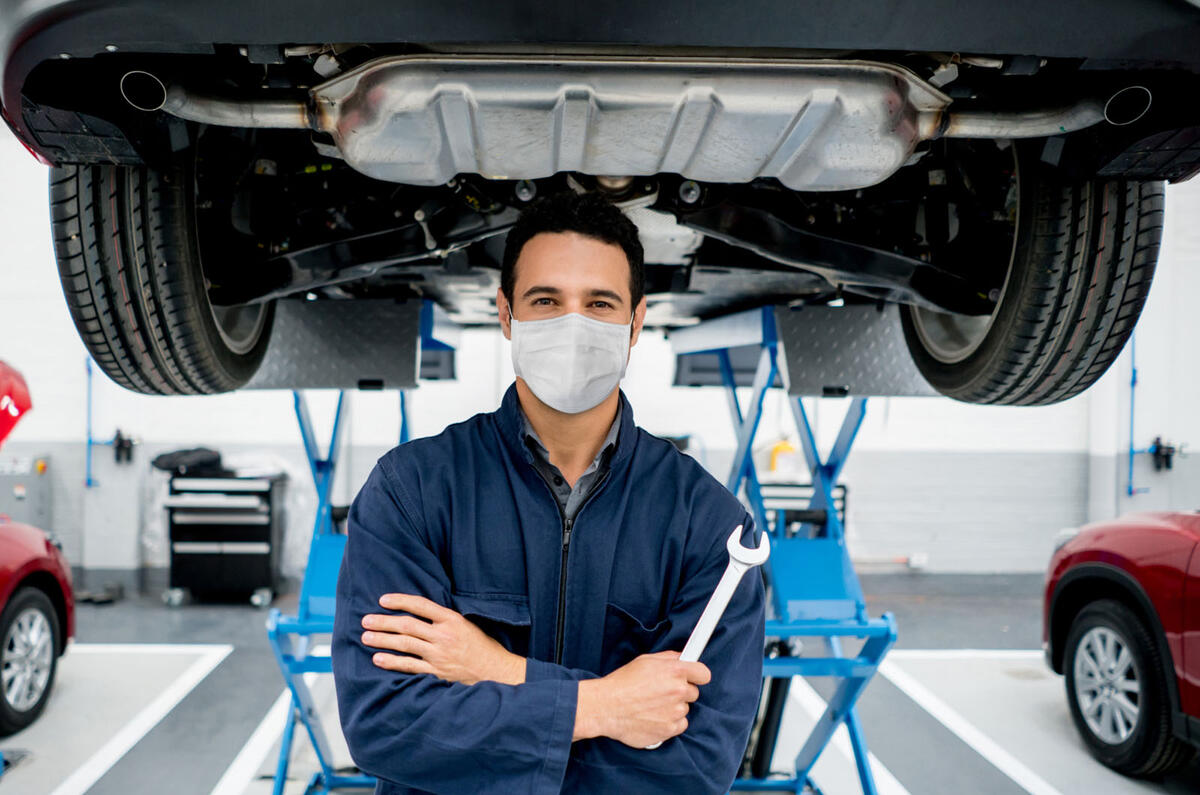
524,657,600,682
565,516,766,795
332,460,579,795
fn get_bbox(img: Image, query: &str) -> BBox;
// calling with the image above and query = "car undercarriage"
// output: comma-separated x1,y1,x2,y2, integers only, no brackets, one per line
3,1,1199,402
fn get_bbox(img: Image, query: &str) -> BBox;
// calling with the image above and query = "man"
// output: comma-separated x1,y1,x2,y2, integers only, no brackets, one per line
332,191,765,794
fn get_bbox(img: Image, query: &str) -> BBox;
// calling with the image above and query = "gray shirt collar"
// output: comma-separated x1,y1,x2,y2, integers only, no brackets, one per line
522,402,622,478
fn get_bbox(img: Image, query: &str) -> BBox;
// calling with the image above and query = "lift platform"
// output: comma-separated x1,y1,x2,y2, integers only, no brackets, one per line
670,305,900,795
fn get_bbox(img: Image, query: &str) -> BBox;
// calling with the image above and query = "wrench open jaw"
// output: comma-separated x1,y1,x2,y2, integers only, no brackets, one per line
727,523,771,567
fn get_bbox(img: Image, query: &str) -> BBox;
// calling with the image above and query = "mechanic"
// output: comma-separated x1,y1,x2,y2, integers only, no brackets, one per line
332,191,766,795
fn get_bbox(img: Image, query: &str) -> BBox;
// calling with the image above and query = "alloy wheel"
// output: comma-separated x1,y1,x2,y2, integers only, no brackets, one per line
2,608,53,712
1073,626,1142,745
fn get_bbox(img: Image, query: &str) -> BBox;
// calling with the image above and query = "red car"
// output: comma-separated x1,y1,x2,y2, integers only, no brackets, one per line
1044,512,1200,777
0,515,74,735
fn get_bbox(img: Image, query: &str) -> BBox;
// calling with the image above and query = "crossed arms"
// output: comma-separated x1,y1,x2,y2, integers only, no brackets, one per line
331,462,763,794
360,592,711,747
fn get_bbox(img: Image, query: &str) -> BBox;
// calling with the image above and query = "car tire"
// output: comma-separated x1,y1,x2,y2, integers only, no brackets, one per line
0,588,61,735
49,160,274,395
1063,599,1195,777
901,141,1163,406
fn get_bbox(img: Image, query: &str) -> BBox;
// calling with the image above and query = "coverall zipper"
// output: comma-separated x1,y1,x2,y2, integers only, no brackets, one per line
551,470,611,665
554,517,574,664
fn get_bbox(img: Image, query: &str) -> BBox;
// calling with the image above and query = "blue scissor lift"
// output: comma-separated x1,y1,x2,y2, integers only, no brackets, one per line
670,306,897,795
265,388,403,794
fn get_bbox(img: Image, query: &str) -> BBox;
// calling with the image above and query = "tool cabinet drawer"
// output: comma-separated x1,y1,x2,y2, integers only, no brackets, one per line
165,473,285,598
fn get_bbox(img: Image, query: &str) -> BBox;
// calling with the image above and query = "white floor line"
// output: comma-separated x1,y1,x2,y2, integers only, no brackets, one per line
787,678,911,795
67,642,235,655
878,659,1064,795
209,666,323,795
50,643,233,795
888,649,1044,662
208,688,292,795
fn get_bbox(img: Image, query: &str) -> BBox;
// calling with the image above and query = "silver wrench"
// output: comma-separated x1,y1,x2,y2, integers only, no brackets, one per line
646,523,770,749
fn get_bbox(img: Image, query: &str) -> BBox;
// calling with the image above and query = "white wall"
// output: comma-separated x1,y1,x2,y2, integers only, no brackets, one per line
1088,174,1200,519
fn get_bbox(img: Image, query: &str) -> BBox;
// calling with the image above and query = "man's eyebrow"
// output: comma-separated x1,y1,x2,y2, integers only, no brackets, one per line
521,285,561,299
588,289,625,305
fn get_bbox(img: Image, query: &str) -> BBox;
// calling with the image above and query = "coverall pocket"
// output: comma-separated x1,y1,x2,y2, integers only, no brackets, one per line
450,592,532,657
603,601,672,668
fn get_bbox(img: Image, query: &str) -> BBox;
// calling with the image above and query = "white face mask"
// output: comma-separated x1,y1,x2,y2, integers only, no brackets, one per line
510,312,632,414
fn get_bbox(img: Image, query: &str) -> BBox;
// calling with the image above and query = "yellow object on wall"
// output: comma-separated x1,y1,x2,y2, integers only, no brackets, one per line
769,439,797,472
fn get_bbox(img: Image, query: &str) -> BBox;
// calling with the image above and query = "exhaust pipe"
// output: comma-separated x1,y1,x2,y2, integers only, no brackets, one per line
1102,85,1153,127
935,85,1152,139
123,69,1153,142
117,61,1154,191
120,71,314,130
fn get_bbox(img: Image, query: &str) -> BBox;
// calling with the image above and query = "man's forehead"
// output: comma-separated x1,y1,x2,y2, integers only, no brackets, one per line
513,232,631,287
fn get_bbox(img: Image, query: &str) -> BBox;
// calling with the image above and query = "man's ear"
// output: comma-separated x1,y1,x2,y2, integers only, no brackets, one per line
497,288,512,340
630,296,648,347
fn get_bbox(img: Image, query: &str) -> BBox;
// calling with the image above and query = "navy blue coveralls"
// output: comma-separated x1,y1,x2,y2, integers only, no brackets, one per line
332,386,766,794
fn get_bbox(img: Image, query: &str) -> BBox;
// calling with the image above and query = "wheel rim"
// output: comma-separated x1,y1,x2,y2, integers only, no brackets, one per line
910,143,1020,365
194,131,270,357
208,303,268,356
1074,626,1141,745
2,608,53,712
910,307,999,364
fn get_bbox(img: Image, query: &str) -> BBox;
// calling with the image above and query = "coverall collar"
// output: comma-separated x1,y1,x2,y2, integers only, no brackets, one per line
496,383,637,471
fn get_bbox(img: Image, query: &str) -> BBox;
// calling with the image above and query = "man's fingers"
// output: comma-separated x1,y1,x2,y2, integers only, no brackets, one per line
371,652,435,676
361,613,438,641
682,662,711,686
684,683,700,702
378,593,457,622
362,630,434,657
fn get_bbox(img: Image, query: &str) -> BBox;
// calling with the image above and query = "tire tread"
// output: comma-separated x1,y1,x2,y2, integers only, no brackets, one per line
49,163,270,395
903,145,1163,406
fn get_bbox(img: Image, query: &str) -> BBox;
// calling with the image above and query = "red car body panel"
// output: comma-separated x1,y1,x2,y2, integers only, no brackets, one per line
1183,547,1200,719
0,517,75,647
1044,511,1200,741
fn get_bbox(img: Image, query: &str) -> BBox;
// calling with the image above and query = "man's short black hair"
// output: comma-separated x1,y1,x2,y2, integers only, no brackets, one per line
501,191,645,309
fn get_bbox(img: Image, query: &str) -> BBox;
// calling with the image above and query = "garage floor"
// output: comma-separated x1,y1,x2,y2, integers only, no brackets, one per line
9,574,1200,794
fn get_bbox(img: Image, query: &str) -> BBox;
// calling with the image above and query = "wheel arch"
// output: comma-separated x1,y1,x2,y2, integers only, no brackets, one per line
10,571,69,657
1049,563,1185,737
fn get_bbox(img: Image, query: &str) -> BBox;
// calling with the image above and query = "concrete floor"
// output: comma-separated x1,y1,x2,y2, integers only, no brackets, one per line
6,574,1199,794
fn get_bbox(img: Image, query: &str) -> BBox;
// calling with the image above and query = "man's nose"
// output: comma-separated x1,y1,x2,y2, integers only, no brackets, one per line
556,299,591,317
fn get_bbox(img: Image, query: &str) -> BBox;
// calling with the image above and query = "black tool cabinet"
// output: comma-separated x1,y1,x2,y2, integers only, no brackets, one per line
163,474,285,606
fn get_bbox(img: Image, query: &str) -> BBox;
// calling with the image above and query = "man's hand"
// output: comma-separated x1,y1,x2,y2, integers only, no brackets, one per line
361,593,526,686
574,651,711,748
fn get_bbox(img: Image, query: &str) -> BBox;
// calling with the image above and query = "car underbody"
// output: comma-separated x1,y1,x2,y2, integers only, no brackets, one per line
4,0,1200,400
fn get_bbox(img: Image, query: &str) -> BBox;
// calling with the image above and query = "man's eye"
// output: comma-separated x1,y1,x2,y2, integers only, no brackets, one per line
592,301,612,309
532,298,553,306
